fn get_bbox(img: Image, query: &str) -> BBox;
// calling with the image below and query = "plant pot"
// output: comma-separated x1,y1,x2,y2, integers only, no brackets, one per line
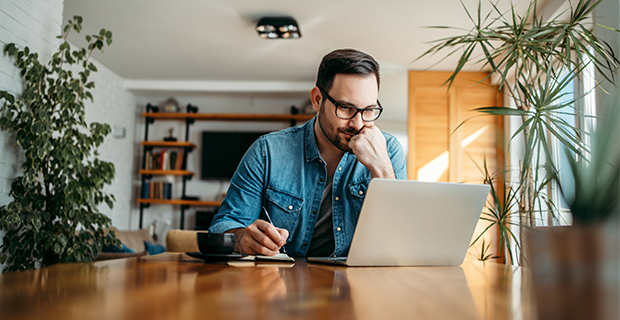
526,224,619,320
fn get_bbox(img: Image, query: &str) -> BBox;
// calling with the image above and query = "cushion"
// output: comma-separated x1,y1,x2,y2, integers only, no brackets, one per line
144,241,166,255
165,229,205,252
110,227,155,253
102,237,136,253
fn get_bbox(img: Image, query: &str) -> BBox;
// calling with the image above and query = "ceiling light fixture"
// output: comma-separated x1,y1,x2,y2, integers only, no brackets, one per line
256,17,301,39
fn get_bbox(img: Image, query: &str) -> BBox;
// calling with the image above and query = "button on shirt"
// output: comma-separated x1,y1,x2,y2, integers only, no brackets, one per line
208,117,408,257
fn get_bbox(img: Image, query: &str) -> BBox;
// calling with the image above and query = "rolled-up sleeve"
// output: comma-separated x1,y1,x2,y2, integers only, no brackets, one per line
208,137,266,233
386,134,408,180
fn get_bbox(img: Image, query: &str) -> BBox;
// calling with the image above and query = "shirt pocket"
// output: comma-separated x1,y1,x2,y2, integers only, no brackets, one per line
265,187,304,232
348,180,369,216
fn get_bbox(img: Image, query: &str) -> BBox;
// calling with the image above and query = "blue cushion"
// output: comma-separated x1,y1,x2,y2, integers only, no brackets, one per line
144,241,166,255
102,238,136,253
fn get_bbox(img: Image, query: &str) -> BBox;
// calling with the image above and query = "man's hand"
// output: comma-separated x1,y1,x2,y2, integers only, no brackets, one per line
227,220,289,256
348,124,396,179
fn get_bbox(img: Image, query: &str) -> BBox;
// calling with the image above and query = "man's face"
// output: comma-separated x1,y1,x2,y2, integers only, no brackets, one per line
315,74,379,152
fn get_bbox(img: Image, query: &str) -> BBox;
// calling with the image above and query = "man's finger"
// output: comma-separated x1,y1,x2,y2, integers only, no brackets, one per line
277,228,289,242
248,222,280,251
246,235,280,256
256,220,286,247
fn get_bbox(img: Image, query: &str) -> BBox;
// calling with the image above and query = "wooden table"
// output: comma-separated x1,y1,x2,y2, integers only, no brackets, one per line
1,253,535,319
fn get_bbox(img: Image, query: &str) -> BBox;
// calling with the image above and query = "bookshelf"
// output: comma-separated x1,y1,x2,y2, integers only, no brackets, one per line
138,103,314,229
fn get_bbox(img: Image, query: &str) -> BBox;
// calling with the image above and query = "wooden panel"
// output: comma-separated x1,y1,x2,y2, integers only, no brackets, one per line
408,70,494,87
410,87,449,181
137,199,221,206
139,169,194,176
141,141,196,148
143,112,315,122
457,87,504,184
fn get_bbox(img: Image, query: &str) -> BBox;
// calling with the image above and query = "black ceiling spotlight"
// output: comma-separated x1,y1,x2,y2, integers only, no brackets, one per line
256,17,301,39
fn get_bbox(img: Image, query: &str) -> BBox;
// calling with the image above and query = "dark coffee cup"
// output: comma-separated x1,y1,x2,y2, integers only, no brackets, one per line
197,233,237,254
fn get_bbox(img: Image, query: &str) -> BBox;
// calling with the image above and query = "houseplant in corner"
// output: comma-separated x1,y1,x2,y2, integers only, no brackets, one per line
0,16,119,272
527,102,619,319
417,0,619,264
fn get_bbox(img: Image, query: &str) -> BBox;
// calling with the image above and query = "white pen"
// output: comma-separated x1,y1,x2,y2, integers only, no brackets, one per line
262,206,287,254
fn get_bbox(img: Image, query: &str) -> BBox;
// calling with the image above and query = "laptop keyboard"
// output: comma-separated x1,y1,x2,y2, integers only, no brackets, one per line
324,256,347,261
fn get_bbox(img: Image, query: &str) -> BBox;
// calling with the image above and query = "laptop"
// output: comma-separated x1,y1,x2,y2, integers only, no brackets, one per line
307,179,490,267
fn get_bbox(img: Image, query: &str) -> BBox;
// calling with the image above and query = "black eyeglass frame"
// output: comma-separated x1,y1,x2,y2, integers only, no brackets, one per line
318,87,383,122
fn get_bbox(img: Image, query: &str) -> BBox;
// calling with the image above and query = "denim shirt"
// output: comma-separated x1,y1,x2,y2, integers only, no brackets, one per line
209,117,408,257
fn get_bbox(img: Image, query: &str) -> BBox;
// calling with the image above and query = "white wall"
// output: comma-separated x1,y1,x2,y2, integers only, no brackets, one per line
83,58,137,229
0,0,137,232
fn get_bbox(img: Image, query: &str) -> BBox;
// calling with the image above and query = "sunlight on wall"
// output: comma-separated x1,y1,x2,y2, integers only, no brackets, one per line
417,126,489,182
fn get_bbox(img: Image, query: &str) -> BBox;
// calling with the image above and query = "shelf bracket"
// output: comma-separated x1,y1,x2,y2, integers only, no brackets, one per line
180,205,191,230
139,202,151,229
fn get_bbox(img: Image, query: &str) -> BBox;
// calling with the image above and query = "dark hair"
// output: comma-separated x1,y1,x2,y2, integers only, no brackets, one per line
316,49,380,92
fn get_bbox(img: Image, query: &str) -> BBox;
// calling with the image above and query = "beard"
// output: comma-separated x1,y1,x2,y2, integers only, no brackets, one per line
317,102,359,152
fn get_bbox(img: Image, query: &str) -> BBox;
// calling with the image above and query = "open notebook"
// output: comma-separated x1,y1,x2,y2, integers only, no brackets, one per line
240,253,295,262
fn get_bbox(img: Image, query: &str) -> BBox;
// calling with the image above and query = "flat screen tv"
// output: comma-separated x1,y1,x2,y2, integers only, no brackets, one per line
201,131,268,180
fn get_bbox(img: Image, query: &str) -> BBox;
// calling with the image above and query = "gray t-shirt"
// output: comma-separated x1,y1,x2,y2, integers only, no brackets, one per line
306,175,335,257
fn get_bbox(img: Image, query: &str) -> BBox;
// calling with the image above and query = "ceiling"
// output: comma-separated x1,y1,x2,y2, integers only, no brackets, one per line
62,0,536,85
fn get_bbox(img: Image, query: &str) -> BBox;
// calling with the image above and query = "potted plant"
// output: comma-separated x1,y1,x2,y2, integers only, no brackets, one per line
0,16,119,272
417,0,619,264
526,102,619,319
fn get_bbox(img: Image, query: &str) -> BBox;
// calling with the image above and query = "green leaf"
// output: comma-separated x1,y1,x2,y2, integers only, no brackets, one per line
474,106,529,116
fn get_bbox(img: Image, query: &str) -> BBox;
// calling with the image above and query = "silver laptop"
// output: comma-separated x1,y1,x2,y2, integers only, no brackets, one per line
308,179,490,267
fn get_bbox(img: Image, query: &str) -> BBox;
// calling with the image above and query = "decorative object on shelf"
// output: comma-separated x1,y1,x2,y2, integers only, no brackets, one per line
163,127,177,142
256,16,301,39
0,16,118,272
146,103,159,113
161,97,180,113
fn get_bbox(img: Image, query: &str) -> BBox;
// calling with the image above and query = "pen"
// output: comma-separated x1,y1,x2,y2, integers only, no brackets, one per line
262,206,287,254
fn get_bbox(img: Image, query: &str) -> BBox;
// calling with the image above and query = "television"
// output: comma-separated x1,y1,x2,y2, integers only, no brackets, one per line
201,131,268,180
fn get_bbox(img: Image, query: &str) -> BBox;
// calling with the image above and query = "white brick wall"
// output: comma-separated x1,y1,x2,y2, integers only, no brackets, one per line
83,57,137,230
0,0,137,234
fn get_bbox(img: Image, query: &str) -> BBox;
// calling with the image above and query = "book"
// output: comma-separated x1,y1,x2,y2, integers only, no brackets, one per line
144,151,152,170
142,181,149,199
239,253,295,262
176,150,184,170
169,151,177,170
161,150,168,170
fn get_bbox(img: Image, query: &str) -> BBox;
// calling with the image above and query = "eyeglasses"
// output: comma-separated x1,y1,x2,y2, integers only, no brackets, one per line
318,87,383,122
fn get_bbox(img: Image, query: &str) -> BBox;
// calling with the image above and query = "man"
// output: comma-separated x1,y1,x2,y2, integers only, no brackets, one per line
208,49,407,257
